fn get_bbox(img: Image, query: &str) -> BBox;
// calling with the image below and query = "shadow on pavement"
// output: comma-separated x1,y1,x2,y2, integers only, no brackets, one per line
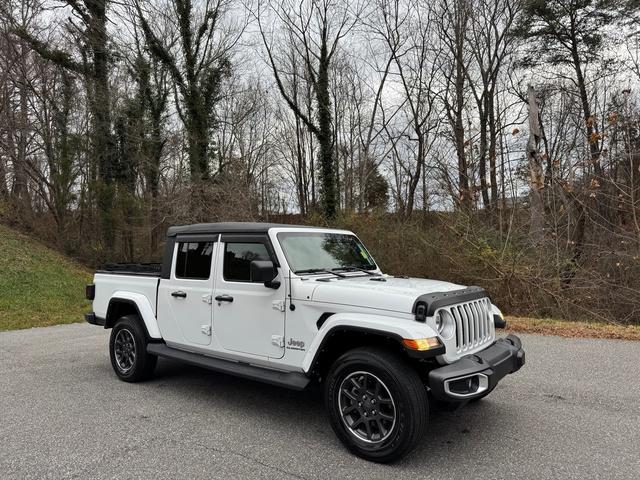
149,357,516,467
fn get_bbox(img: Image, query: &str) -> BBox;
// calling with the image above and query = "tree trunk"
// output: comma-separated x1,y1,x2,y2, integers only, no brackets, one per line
455,115,469,208
527,86,545,243
88,0,117,251
0,156,8,200
405,132,424,218
295,117,307,215
454,36,469,209
185,98,210,181
570,42,601,176
316,46,336,219
488,92,499,207
12,41,33,224
477,91,490,209
148,118,163,253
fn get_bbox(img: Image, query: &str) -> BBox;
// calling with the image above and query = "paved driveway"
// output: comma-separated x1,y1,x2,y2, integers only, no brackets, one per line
1,323,638,479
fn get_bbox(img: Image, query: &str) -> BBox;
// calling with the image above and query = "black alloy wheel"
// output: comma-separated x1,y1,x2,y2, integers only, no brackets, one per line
113,328,136,373
109,315,157,382
338,371,396,444
325,347,428,463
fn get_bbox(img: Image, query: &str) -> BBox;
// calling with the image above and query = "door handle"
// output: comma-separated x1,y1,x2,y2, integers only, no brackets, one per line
215,294,234,303
171,291,187,298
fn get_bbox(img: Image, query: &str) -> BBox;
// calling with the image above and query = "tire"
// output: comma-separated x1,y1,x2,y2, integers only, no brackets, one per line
324,347,428,463
109,315,157,382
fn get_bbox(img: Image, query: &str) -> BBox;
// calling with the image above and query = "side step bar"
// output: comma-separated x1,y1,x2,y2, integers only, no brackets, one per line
147,343,310,391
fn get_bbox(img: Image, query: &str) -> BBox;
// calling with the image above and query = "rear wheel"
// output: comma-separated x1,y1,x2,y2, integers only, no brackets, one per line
109,315,157,382
324,347,428,463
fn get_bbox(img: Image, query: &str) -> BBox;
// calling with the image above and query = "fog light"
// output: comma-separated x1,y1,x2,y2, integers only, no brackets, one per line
448,376,480,395
403,337,441,351
443,373,489,398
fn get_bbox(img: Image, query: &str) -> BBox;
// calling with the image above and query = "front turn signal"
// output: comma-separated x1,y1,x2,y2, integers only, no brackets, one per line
403,337,441,351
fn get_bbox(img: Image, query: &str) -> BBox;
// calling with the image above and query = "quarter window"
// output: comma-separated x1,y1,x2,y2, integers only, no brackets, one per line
175,242,214,280
224,243,271,282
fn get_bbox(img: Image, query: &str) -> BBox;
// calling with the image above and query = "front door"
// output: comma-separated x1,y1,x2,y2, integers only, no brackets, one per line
157,239,216,346
213,236,285,358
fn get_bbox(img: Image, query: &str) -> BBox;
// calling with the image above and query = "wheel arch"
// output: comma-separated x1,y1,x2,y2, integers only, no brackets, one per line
307,326,406,380
304,316,444,382
105,293,162,339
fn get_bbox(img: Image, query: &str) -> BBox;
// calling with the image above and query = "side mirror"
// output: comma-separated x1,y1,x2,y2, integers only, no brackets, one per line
250,260,280,289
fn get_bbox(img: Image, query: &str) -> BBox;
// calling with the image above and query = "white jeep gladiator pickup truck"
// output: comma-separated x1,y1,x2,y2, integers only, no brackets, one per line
85,222,525,462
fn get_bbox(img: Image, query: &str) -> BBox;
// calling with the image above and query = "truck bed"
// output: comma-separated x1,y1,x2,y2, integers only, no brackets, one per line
98,263,162,277
92,268,161,320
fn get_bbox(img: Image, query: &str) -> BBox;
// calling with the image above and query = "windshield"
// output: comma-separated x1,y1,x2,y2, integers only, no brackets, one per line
277,232,377,273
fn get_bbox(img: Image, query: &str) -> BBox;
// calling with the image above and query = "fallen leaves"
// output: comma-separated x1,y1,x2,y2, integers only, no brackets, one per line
506,316,640,341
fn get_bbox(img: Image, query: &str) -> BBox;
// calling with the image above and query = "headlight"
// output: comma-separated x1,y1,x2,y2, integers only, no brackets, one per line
435,310,456,340
492,305,507,328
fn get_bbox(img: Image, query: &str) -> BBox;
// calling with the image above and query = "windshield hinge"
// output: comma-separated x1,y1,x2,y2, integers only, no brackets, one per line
272,300,286,312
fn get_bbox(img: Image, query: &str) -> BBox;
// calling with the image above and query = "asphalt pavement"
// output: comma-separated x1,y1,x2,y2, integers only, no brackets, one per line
1,323,639,479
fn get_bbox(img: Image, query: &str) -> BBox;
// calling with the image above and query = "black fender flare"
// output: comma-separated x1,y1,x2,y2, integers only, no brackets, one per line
307,325,445,375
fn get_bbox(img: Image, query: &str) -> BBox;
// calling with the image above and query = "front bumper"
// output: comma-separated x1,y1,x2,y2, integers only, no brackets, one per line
428,334,525,401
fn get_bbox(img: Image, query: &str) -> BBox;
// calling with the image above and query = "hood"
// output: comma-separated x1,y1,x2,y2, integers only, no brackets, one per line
307,275,465,314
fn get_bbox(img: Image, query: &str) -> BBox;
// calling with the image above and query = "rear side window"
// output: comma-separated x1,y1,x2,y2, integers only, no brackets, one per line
224,243,270,282
175,242,214,280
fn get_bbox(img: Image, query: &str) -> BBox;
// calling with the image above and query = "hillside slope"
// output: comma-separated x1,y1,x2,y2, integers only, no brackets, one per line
0,224,92,331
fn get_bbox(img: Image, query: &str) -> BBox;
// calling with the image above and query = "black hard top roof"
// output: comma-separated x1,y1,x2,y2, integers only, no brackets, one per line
166,222,314,237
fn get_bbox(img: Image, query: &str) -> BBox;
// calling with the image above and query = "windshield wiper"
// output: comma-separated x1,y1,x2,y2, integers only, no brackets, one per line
294,268,347,278
332,266,379,276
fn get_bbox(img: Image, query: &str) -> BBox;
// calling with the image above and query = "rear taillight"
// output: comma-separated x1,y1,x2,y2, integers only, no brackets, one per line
85,284,95,300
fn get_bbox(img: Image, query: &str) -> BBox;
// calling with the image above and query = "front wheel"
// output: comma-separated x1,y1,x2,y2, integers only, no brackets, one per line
324,347,428,463
109,315,157,382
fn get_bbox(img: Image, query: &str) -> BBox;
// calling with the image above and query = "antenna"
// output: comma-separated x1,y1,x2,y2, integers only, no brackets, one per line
288,269,296,311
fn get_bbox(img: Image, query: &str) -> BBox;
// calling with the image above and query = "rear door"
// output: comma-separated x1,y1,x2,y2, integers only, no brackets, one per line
212,234,286,358
157,237,217,346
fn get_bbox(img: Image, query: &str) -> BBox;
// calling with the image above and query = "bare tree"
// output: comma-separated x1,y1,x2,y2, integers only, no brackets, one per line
526,85,545,242
119,12,172,252
257,0,360,219
12,0,119,249
134,0,244,185
215,78,277,214
0,0,41,224
515,1,639,216
466,0,520,209
329,53,391,212
376,0,440,216
436,0,472,209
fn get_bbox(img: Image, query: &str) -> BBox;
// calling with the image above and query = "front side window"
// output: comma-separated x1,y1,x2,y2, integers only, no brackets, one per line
277,232,377,273
175,242,214,279
224,243,271,282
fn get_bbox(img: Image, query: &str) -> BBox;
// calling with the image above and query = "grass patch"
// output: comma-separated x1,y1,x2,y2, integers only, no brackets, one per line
0,224,92,331
506,316,640,341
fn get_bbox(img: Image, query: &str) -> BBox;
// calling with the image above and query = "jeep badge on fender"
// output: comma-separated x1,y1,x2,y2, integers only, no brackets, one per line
287,338,305,350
